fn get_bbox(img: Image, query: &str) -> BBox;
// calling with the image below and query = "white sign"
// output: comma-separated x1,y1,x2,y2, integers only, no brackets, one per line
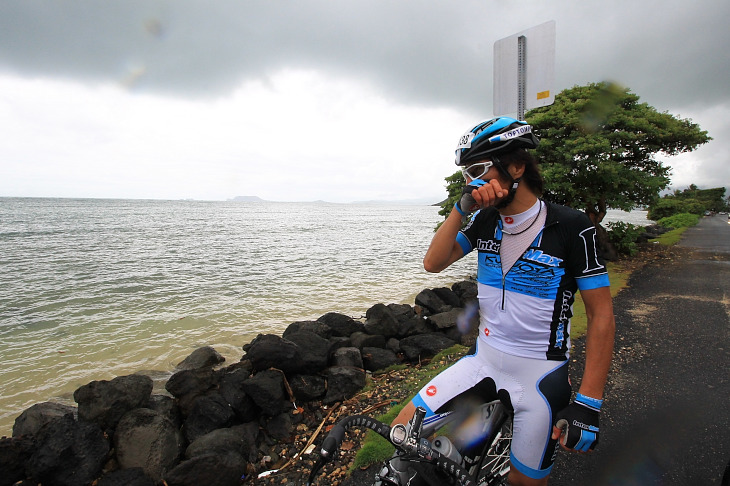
493,21,556,118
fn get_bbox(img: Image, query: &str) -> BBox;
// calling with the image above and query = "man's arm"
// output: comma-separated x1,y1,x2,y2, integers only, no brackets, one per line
577,286,615,399
423,208,466,273
551,285,615,451
425,176,508,273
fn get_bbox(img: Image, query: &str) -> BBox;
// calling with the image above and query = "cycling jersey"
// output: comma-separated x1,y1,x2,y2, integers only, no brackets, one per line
456,200,609,361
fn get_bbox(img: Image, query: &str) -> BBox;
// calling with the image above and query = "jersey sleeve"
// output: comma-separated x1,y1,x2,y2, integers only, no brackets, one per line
565,212,610,291
455,210,481,255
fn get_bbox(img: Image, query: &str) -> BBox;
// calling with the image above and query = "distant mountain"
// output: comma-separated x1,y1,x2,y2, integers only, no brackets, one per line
228,196,444,205
350,197,443,206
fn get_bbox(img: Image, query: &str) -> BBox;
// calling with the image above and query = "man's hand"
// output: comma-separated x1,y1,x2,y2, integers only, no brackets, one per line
470,178,505,209
456,179,505,215
552,393,602,453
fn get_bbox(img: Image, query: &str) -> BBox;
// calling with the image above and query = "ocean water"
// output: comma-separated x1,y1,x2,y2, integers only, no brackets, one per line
602,208,652,226
0,198,651,435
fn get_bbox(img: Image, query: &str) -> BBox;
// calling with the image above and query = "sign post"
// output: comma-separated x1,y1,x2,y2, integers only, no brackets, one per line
494,21,556,120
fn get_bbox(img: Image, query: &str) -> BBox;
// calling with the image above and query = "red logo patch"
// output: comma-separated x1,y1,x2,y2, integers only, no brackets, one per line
484,328,490,337
504,216,514,224
426,385,437,396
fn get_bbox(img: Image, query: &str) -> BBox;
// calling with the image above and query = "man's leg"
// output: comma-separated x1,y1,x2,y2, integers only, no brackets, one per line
508,466,549,486
391,401,417,426
502,355,570,484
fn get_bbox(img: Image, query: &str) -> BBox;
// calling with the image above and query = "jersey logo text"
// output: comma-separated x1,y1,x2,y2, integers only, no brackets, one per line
476,239,500,253
524,249,563,267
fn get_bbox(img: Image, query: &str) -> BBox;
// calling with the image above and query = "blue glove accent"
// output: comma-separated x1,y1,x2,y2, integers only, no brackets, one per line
467,178,487,188
576,393,603,411
574,429,598,452
454,201,466,216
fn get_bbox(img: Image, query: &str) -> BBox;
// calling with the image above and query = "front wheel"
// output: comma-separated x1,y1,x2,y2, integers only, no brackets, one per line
473,403,513,486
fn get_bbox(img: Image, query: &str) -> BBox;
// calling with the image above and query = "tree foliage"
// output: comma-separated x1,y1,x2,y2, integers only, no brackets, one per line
437,171,466,221
647,185,728,219
436,82,712,259
525,82,711,226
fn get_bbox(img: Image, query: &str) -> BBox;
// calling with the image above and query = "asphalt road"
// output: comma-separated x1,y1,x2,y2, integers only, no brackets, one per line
679,213,730,252
343,215,730,486
552,214,730,485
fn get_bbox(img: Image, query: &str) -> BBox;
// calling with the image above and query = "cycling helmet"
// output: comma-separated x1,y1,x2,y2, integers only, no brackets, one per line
455,117,539,167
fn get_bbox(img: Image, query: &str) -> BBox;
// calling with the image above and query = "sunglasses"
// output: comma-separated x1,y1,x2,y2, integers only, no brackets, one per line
461,161,494,180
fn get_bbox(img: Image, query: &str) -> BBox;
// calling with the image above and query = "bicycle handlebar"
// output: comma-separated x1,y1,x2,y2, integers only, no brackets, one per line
306,413,476,486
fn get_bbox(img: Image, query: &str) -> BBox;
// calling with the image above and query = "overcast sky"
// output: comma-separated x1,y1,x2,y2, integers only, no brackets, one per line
1,0,728,203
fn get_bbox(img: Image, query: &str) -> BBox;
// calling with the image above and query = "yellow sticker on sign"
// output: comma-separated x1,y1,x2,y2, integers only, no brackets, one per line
537,90,550,100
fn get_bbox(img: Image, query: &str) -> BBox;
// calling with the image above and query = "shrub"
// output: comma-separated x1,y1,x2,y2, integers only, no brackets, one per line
647,198,683,220
656,212,700,229
607,221,644,256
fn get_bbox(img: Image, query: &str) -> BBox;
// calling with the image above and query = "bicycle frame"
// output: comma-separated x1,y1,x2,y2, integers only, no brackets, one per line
397,399,513,485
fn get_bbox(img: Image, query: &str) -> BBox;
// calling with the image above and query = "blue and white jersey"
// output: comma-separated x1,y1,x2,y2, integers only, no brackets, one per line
456,201,609,361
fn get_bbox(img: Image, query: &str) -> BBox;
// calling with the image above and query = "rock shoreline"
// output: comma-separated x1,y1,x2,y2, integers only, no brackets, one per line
0,279,478,486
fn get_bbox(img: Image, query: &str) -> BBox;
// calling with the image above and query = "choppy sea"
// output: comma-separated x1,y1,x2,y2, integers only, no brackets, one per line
0,198,651,435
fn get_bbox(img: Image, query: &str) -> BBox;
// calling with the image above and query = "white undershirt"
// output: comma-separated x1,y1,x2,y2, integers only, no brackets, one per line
500,199,545,275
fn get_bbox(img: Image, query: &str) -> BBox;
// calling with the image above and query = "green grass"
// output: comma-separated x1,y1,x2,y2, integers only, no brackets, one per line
349,403,404,469
349,345,468,471
648,226,688,246
649,211,698,246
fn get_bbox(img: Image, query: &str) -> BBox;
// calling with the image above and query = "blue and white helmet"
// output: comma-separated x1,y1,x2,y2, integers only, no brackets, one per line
455,117,539,166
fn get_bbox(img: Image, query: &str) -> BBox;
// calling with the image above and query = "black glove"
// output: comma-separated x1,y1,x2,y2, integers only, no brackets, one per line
454,179,488,216
554,393,602,452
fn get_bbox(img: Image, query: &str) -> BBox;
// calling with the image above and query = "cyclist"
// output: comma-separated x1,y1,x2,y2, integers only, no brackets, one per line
389,117,616,486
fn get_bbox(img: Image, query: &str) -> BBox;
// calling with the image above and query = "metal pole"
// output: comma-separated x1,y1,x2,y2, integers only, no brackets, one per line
517,35,526,121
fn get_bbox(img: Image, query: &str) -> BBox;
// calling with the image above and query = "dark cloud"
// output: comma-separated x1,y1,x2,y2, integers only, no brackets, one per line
1,0,728,112
1,0,728,192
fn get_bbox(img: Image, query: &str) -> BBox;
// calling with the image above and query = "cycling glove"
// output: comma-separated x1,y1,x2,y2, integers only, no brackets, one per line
554,393,602,452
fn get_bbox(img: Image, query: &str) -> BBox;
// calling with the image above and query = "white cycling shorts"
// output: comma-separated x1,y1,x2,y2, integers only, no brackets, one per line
411,341,571,479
